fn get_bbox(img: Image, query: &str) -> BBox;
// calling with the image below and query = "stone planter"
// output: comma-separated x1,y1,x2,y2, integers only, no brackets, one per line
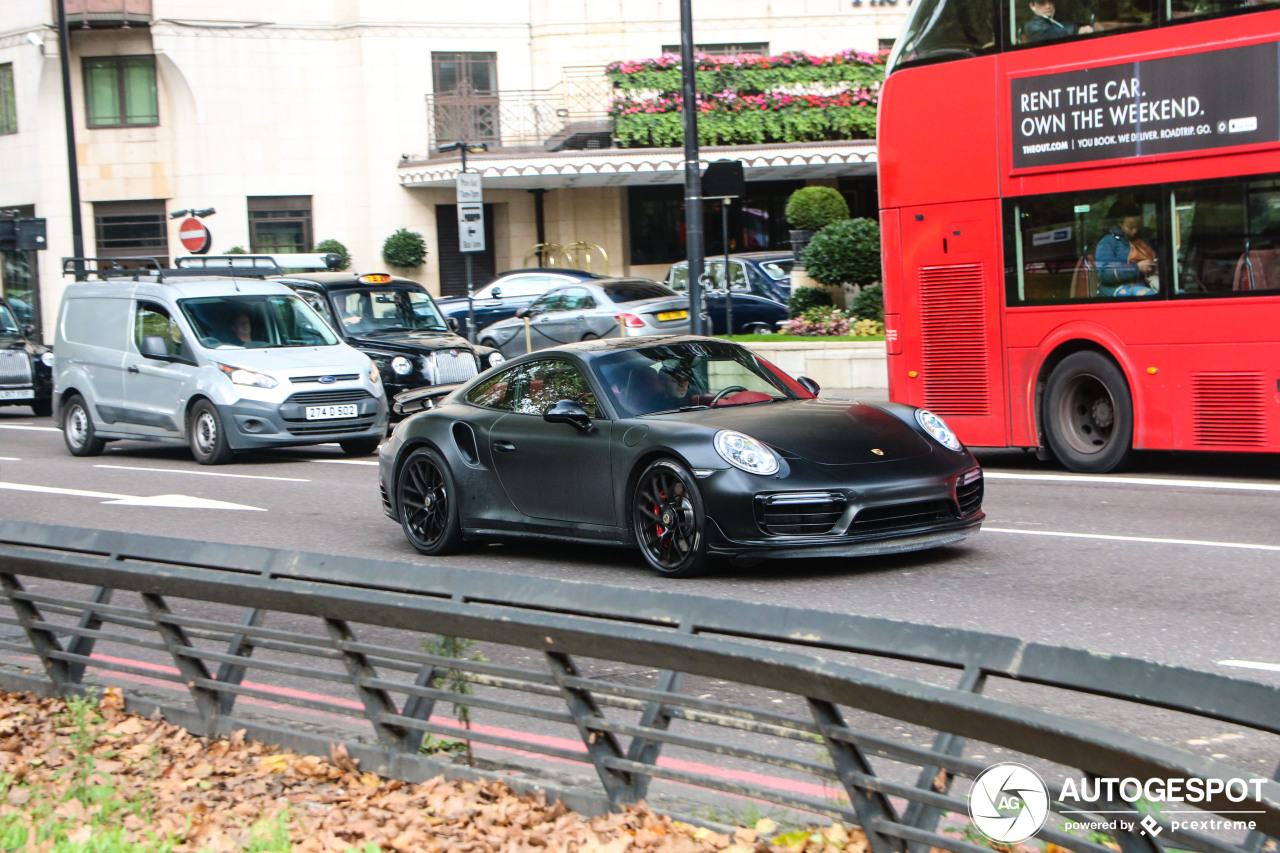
789,229,814,265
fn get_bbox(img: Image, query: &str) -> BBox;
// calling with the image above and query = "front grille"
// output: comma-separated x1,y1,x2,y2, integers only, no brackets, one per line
286,416,379,436
956,469,984,516
756,492,847,536
0,351,34,386
849,500,956,535
286,389,374,406
291,373,360,384
431,350,478,384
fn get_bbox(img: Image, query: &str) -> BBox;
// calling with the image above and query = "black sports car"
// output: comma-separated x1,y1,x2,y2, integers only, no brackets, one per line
378,336,984,576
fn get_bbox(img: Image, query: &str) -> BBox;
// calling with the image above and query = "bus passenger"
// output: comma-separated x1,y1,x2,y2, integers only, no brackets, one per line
1023,0,1094,41
1096,203,1157,296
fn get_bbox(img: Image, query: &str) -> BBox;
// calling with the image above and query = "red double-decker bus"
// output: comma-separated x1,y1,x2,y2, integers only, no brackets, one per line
878,0,1280,472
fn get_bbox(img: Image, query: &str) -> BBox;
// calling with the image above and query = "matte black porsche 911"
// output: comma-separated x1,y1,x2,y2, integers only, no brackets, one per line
378,336,984,577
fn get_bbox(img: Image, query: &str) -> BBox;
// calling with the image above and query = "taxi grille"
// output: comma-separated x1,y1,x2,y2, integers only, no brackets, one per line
756,493,847,536
431,350,478,384
286,389,374,405
849,500,955,535
0,352,33,386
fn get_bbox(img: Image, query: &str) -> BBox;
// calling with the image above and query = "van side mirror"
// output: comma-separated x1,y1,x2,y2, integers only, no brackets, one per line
141,335,169,358
543,399,594,432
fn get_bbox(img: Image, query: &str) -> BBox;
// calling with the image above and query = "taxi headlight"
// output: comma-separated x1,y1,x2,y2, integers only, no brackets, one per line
41,352,55,368
487,351,505,368
391,355,413,375
216,363,278,389
714,430,779,476
916,409,963,451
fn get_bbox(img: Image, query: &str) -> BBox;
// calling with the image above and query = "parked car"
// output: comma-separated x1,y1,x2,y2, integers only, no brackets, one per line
53,257,387,464
435,268,609,339
380,335,984,577
274,271,504,410
665,251,795,303
0,295,53,417
475,278,699,357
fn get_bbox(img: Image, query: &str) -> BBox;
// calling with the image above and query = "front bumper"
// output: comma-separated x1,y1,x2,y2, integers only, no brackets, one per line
220,392,388,450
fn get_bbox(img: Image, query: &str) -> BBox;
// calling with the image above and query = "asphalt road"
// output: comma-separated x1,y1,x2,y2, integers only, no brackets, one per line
2,398,1279,784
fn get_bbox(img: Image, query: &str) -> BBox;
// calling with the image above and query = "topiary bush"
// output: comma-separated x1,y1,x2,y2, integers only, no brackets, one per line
787,285,834,318
784,186,850,232
382,228,427,268
801,217,881,287
850,282,884,323
314,238,352,271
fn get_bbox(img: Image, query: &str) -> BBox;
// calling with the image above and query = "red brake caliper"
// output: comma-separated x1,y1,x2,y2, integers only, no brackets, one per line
654,485,666,539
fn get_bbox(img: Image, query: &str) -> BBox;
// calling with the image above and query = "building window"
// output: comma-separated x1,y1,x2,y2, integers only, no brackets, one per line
1,64,16,134
627,181,803,266
83,56,158,128
432,52,499,146
659,43,769,56
248,196,312,254
93,200,168,266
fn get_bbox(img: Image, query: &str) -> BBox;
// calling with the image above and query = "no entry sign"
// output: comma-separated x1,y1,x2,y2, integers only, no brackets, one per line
178,217,211,254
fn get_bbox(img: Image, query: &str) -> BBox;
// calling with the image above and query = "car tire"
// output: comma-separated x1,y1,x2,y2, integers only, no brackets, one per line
581,332,598,341
188,399,234,465
1043,351,1133,473
743,323,772,335
62,394,105,457
339,436,381,456
631,459,710,578
480,338,500,351
30,398,53,418
397,446,464,555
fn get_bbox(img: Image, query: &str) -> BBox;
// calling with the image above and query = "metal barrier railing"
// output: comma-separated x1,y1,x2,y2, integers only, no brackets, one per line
0,520,1276,853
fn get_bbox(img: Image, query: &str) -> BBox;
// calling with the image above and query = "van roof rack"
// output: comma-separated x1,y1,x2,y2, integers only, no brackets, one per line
62,253,343,282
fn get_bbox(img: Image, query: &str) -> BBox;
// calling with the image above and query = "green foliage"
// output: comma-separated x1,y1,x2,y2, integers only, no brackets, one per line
785,187,850,232
850,283,884,322
381,228,427,268
313,238,352,271
613,103,876,148
801,217,880,286
223,246,247,254
787,285,834,317
418,635,489,765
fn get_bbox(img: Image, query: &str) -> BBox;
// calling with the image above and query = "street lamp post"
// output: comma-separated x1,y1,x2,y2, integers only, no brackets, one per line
56,0,85,280
679,0,705,335
439,141,489,342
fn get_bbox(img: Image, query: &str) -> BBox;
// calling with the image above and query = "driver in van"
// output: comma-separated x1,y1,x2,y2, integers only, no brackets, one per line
231,312,254,344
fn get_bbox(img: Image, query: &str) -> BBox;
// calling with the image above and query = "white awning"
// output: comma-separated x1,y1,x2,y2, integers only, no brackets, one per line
398,140,878,190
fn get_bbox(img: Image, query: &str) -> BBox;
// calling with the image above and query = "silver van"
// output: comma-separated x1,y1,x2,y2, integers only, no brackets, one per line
53,258,387,464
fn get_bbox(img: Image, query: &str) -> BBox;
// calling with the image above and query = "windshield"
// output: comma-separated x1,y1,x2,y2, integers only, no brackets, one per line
887,0,997,73
331,287,448,334
180,295,339,349
0,303,19,337
759,259,793,280
603,280,677,303
596,340,809,417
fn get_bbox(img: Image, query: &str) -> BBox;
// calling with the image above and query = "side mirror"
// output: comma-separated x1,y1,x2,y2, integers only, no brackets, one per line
543,399,594,432
797,376,821,395
21,324,36,338
446,316,459,331
141,335,169,358
489,286,502,299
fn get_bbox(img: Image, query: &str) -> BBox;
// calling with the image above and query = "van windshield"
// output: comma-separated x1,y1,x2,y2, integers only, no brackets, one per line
180,295,338,349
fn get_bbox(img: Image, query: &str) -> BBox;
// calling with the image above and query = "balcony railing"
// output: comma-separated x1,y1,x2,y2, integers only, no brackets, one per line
57,0,152,27
426,68,613,155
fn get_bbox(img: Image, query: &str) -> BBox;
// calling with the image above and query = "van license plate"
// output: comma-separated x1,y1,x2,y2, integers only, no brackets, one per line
0,390,34,401
657,310,688,321
305,404,358,420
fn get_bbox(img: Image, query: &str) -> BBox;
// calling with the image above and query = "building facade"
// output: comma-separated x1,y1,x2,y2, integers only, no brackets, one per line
0,0,906,339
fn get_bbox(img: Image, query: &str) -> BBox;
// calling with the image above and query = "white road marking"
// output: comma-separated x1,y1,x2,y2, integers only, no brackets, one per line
985,471,1280,492
0,424,59,433
0,481,264,511
95,464,309,483
311,458,379,466
985,527,1280,552
1218,659,1280,673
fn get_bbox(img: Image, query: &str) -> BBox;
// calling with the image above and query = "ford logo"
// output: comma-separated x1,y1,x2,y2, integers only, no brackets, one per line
319,375,336,384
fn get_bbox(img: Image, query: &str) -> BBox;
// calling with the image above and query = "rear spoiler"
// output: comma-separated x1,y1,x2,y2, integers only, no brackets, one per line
393,383,464,417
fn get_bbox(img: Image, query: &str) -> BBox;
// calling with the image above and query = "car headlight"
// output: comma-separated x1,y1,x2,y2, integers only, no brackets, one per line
916,409,963,451
216,363,278,389
369,361,381,384
714,430,779,476
391,355,413,376
40,352,55,368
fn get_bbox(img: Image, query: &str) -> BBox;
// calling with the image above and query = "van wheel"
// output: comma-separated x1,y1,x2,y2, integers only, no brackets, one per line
340,437,381,456
188,399,234,465
1044,351,1132,473
62,394,105,457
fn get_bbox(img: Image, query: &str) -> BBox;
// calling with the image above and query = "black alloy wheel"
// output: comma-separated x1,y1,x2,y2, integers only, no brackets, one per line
62,393,105,457
632,459,709,577
1043,351,1133,473
397,447,464,555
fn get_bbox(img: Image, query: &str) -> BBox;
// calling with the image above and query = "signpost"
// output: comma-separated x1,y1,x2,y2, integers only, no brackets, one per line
456,172,484,341
178,217,211,255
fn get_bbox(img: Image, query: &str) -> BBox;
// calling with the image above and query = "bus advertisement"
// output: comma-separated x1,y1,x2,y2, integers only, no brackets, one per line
878,0,1280,472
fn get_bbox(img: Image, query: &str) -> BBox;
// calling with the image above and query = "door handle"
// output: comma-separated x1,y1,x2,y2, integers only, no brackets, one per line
128,365,140,374
492,440,516,453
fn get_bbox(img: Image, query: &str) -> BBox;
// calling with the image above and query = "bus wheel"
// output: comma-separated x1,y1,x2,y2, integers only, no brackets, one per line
1043,351,1133,473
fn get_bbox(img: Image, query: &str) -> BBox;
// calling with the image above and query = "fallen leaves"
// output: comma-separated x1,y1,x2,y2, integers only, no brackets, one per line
0,688,887,852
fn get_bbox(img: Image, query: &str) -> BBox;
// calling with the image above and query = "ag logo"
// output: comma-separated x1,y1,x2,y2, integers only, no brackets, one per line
969,763,1050,843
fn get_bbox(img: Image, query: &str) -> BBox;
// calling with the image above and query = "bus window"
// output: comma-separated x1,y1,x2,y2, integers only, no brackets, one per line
1168,0,1280,20
1172,176,1280,294
887,0,998,71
